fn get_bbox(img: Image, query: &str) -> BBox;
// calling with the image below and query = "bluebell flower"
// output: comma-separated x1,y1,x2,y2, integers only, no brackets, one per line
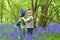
53,24,60,33
46,25,54,32
35,27,45,35
38,38,42,40
11,31,15,36
0,34,2,38
24,34,34,40
3,32,11,38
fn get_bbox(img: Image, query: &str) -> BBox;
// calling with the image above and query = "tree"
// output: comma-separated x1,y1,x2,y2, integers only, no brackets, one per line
39,0,49,27
0,0,4,22
31,0,38,28
31,0,60,28
7,0,18,22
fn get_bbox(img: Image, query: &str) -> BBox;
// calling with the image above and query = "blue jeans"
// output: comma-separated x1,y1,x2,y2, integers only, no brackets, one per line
16,22,22,31
27,28,33,35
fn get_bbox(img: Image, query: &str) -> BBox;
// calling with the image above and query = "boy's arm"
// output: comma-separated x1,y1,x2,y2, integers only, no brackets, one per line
19,17,22,21
22,17,31,22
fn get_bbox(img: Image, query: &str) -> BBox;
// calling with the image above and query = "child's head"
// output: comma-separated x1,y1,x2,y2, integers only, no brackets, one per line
27,8,32,16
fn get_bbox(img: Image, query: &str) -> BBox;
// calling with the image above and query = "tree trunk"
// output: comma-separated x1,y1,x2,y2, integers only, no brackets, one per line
39,5,48,27
7,0,17,22
33,11,37,28
39,0,49,27
0,0,4,22
0,14,3,22
31,0,38,28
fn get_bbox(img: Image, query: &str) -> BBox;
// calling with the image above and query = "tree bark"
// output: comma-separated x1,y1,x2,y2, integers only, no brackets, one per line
39,0,49,27
0,14,3,22
0,0,4,22
39,5,48,27
31,0,38,28
7,0,17,22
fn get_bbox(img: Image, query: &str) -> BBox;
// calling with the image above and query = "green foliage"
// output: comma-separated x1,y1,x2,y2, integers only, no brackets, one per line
40,0,46,5
0,0,60,24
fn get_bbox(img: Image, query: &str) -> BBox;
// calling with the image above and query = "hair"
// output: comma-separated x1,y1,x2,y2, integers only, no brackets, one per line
28,8,32,11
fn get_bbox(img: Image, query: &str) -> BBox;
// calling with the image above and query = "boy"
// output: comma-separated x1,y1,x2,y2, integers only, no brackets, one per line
22,9,34,35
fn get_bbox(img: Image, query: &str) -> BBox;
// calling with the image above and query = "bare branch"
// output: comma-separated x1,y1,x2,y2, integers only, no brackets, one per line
10,0,19,9
48,0,53,8
7,0,17,21
31,0,34,11
39,13,60,24
35,0,38,10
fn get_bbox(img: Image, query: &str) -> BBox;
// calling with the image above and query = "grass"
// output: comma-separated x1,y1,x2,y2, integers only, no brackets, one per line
0,21,16,24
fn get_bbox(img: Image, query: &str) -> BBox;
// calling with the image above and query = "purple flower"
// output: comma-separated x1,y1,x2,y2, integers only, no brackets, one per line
38,38,42,40
35,27,45,35
53,24,60,33
0,34,2,38
46,24,55,32
24,34,34,40
11,31,15,36
3,32,11,38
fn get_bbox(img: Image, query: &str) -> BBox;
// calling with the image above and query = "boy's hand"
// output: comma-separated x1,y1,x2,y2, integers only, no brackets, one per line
21,17,26,21
19,17,22,21
21,17,25,20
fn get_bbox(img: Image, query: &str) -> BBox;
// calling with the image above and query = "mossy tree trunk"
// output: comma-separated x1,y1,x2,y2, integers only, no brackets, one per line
7,0,18,22
39,0,49,27
39,5,48,27
31,0,38,28
0,0,4,22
